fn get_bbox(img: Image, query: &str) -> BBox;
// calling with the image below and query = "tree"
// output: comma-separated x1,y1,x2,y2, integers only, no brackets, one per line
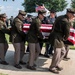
44,0,68,12
22,0,46,12
22,0,68,12
71,0,75,9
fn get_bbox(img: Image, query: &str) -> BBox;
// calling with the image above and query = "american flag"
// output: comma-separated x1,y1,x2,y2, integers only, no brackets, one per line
35,4,50,16
35,4,45,12
68,28,75,45
23,24,75,45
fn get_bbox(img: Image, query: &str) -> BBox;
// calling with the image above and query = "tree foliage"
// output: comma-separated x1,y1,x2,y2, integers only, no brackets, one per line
44,0,68,12
22,0,68,12
71,0,75,9
22,0,46,12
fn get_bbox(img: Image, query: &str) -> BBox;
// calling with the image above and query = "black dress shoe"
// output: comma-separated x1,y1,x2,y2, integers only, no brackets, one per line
49,69,59,74
33,63,37,67
26,62,37,67
39,53,43,56
49,53,54,56
56,66,63,71
64,57,70,59
44,54,50,58
0,61,9,65
63,57,70,61
19,61,26,65
14,64,22,69
26,65,36,70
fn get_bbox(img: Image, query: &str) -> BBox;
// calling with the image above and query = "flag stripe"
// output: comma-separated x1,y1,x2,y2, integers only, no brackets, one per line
23,24,75,45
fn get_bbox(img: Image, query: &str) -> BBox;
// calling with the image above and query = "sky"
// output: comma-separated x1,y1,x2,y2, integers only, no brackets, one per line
0,0,71,18
0,0,24,18
56,0,71,16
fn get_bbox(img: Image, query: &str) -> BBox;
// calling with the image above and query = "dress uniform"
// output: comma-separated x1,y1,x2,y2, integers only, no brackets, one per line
26,10,46,70
64,18,75,60
48,8,75,74
0,13,9,65
10,10,26,69
44,10,56,58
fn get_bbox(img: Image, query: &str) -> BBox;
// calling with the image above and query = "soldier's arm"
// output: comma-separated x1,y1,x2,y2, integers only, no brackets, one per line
0,22,10,34
15,20,23,31
0,21,4,30
62,20,70,40
0,24,2,30
15,20,26,37
1,29,11,34
35,19,43,39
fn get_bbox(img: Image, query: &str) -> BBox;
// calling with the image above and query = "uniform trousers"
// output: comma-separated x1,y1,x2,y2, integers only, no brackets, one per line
45,43,53,55
50,47,66,69
12,42,25,64
28,43,41,66
64,44,69,58
0,42,8,61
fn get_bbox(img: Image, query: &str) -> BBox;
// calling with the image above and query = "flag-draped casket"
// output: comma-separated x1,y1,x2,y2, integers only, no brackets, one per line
23,24,75,45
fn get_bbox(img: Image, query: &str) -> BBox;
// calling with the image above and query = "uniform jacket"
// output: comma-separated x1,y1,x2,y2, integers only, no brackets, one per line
48,15,71,48
0,20,9,43
10,16,26,43
27,17,43,43
46,15,56,24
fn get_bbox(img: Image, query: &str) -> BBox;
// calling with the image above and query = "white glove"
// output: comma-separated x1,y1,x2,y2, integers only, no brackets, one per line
43,36,45,39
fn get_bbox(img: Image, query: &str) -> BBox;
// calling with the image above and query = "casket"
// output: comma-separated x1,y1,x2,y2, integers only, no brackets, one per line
23,24,75,45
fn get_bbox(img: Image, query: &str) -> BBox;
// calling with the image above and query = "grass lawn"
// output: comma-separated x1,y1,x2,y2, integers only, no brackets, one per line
5,34,10,43
70,46,75,50
0,73,8,75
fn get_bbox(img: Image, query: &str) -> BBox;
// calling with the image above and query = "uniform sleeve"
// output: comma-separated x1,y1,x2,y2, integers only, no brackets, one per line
0,21,4,30
0,22,11,34
14,19,26,37
0,24,2,30
62,20,70,40
35,19,43,39
15,19,23,31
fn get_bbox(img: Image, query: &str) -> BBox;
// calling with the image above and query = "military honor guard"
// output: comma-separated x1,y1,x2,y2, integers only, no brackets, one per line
48,8,75,74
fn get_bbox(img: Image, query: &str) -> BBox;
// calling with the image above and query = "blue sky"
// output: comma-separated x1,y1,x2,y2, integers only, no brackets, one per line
57,0,71,16
0,0,71,18
0,0,24,18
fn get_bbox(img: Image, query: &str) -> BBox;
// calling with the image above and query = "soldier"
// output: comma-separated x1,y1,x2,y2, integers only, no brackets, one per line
10,10,26,69
44,9,56,58
0,13,9,65
26,10,45,70
64,17,75,61
48,8,75,74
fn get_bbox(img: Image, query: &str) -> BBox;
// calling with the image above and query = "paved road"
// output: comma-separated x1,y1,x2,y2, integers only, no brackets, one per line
0,44,75,75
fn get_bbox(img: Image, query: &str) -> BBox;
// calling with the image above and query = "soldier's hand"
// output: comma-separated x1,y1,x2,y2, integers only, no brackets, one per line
43,36,45,39
45,37,48,39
